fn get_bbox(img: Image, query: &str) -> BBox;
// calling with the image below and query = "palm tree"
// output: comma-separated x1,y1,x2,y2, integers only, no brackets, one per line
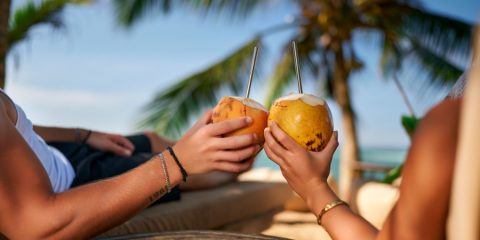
0,0,89,89
114,0,472,200
0,0,11,89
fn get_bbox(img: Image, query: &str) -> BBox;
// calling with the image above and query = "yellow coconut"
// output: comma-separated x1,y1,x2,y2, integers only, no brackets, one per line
212,96,269,145
268,93,333,152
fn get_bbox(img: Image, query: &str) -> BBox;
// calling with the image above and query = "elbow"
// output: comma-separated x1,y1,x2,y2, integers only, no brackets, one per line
3,201,75,239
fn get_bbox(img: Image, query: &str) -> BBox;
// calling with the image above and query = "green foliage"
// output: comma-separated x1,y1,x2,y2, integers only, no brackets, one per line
139,38,261,138
264,33,321,108
382,115,421,183
8,0,89,53
401,115,421,139
379,4,471,86
114,0,272,27
383,165,403,184
114,0,473,137
264,45,294,108
115,0,172,27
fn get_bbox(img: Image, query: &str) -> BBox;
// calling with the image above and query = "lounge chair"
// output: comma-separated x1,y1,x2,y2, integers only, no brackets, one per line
99,173,293,238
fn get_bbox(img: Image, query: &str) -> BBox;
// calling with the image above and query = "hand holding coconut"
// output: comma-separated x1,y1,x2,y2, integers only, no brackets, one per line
265,41,342,218
172,110,260,174
264,123,339,205
211,46,268,163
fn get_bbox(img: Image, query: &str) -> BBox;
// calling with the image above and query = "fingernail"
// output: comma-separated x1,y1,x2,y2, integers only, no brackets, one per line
125,150,132,156
245,117,253,124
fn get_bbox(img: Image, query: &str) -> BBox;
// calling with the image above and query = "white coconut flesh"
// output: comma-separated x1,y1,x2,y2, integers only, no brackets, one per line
229,96,268,112
275,93,325,106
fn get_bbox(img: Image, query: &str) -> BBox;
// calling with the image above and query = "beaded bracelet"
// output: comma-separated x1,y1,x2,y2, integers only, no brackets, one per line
158,152,171,193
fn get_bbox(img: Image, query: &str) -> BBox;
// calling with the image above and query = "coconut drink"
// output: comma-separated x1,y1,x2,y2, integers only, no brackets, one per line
211,46,268,145
267,41,333,151
212,96,268,145
268,93,333,151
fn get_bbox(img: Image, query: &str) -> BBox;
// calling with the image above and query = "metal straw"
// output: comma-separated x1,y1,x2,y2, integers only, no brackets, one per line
292,41,303,94
245,46,258,99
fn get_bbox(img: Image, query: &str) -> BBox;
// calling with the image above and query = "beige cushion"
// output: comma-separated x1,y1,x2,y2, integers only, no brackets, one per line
356,182,399,228
101,181,292,237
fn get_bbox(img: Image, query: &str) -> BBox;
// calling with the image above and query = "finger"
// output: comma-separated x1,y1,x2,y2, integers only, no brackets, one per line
113,135,135,151
319,131,339,156
206,117,252,136
213,133,256,150
215,161,252,173
264,128,288,158
269,122,300,151
215,145,259,162
238,156,256,173
264,144,285,167
109,142,132,157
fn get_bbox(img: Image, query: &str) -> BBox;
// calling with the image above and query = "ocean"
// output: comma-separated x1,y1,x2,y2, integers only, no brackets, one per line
253,147,408,180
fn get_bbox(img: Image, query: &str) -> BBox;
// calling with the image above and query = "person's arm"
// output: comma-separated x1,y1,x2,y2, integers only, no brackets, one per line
0,109,259,239
33,125,87,143
34,125,136,156
377,99,460,240
264,125,378,239
264,99,461,240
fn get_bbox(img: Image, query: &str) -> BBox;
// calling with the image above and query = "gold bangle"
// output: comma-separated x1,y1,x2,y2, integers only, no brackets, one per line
317,199,349,226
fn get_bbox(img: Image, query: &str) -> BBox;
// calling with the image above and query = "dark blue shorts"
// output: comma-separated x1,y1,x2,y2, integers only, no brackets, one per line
48,134,181,204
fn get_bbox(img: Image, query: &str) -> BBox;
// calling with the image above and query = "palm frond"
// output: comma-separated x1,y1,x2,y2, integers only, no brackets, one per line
179,0,273,20
405,37,464,87
264,45,295,108
114,0,273,28
139,38,261,138
114,0,172,27
8,0,89,52
400,6,473,65
379,36,402,79
264,31,322,108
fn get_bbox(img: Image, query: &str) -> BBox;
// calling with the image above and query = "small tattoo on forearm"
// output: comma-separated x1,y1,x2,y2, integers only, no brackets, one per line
148,186,168,203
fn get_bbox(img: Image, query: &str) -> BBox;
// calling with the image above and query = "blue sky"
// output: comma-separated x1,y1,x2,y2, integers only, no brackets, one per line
5,0,480,148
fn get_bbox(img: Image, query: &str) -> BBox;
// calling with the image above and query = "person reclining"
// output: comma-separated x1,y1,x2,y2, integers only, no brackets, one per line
0,89,260,239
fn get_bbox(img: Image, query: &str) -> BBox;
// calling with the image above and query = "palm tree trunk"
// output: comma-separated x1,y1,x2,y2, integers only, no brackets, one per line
0,0,11,89
333,47,361,202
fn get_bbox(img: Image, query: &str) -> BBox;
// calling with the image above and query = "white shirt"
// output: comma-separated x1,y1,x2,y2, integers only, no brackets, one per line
1,90,75,192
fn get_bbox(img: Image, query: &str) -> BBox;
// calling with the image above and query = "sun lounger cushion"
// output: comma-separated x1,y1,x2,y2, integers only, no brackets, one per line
100,181,292,237
356,182,399,228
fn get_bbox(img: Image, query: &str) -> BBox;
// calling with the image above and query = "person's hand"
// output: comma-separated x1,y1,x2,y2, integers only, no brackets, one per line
86,131,135,157
264,122,338,200
172,110,260,175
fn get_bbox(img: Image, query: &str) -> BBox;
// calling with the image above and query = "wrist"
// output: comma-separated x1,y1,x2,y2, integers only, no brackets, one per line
160,151,183,186
74,128,92,144
305,181,338,215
